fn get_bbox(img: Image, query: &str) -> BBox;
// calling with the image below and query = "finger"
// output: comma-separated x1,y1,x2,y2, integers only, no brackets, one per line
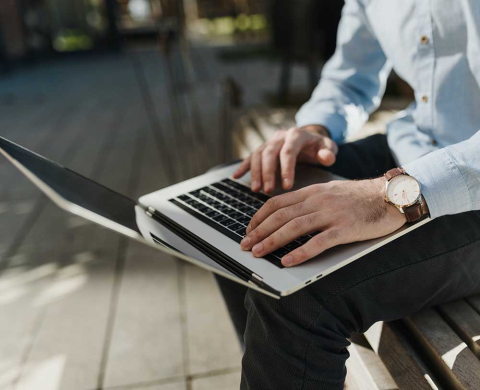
242,202,314,250
250,149,263,192
281,229,341,267
233,156,251,179
317,149,336,166
280,130,308,190
249,213,325,257
261,143,282,193
317,137,338,166
246,189,310,234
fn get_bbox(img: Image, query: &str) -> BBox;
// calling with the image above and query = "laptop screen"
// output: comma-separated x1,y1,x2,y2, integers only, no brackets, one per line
0,137,140,234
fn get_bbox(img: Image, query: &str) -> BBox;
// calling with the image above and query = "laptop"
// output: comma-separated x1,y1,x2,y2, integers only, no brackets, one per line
0,137,430,299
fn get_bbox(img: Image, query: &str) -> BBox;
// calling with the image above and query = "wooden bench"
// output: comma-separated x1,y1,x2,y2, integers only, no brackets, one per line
230,106,480,390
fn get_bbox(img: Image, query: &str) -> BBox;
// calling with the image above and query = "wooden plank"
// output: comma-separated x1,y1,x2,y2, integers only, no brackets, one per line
364,321,440,390
345,343,380,390
406,308,480,389
102,249,184,387
0,96,123,390
466,294,480,319
184,265,242,376
10,102,129,389
191,370,241,390
11,90,142,389
348,335,398,390
438,299,480,359
103,124,184,387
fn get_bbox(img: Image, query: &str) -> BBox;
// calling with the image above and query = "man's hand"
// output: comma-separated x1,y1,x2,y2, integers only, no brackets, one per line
233,125,338,193
240,178,407,267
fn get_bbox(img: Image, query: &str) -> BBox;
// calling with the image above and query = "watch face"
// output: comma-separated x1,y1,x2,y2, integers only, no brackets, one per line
386,175,421,207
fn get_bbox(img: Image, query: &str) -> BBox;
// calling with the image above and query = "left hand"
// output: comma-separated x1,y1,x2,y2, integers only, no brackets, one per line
240,177,407,267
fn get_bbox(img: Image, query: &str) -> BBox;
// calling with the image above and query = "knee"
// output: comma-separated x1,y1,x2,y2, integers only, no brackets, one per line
245,287,359,339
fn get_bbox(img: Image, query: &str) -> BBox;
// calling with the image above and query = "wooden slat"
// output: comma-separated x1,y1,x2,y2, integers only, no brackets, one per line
103,117,185,387
406,308,480,390
349,334,398,390
345,343,380,390
364,321,440,390
438,299,480,359
466,295,480,319
184,265,242,376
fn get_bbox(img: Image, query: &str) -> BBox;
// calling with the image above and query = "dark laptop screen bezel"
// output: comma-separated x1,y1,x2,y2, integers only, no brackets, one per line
0,137,140,234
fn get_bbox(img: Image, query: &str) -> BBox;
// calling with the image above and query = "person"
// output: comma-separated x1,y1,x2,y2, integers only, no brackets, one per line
214,1,480,389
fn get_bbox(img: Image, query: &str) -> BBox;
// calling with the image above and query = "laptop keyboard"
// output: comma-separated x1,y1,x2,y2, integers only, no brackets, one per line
169,178,316,268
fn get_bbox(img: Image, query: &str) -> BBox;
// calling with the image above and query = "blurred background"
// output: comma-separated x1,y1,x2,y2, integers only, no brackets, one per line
0,1,412,389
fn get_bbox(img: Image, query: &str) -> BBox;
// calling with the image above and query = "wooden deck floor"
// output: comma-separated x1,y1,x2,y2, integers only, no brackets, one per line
0,45,314,390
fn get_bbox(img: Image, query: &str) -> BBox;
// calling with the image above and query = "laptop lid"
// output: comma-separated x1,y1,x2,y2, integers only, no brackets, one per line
0,137,281,299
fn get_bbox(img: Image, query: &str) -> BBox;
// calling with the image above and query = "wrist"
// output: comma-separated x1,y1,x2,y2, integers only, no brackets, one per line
300,125,331,139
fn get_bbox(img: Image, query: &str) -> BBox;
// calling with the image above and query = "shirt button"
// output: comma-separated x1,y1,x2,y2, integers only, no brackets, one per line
420,35,430,44
431,138,438,146
421,95,429,103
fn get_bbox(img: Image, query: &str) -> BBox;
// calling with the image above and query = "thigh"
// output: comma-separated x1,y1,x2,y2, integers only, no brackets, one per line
243,211,480,388
328,133,397,180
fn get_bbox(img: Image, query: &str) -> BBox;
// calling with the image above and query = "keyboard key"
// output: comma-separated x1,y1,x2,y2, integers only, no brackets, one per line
235,226,247,237
198,194,210,202
237,216,251,225
238,206,255,214
191,201,206,210
245,209,256,217
206,210,221,218
229,212,243,220
178,195,190,202
198,205,211,213
297,235,311,244
213,214,229,223
189,190,201,198
219,218,236,227
272,247,289,258
285,241,301,251
228,223,244,231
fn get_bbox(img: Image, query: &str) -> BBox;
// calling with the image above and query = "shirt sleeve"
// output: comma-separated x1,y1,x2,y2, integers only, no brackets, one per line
295,0,392,144
403,131,480,219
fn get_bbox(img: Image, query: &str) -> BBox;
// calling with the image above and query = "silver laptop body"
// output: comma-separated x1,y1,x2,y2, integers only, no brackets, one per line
0,137,430,299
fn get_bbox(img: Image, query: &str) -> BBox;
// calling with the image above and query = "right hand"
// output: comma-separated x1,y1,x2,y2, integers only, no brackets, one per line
233,125,338,193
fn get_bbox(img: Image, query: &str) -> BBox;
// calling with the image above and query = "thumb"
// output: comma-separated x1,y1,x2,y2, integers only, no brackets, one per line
317,149,336,166
316,137,338,166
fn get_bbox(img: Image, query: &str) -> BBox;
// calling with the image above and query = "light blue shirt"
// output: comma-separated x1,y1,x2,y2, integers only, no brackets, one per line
296,0,480,219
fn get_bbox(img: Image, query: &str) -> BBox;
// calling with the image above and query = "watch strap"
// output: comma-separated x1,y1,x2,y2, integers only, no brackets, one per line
385,167,405,181
404,202,423,223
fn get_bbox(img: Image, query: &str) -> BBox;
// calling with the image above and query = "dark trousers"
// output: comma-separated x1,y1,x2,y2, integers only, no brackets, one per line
214,134,480,390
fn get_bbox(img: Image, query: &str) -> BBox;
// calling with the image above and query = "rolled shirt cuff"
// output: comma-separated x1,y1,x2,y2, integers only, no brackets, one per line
403,148,472,219
295,112,347,145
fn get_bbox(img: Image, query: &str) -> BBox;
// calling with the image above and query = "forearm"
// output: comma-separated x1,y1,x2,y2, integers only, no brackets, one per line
403,131,480,219
295,0,391,144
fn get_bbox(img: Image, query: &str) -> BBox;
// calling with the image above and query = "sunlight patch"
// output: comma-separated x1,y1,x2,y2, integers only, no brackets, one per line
16,355,66,390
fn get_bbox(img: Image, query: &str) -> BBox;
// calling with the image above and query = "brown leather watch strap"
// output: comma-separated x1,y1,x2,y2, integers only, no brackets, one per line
385,167,404,181
404,202,423,223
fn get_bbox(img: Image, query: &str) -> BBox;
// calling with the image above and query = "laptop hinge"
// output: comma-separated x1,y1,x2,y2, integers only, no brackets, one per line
251,273,263,282
145,205,280,298
146,206,156,217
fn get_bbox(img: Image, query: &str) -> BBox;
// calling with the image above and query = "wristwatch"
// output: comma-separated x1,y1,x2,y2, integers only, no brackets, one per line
384,168,428,222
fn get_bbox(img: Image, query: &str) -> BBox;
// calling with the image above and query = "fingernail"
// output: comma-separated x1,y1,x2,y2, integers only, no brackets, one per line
282,255,293,266
241,237,251,248
252,242,263,255
252,180,260,191
265,181,272,192
283,178,291,189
